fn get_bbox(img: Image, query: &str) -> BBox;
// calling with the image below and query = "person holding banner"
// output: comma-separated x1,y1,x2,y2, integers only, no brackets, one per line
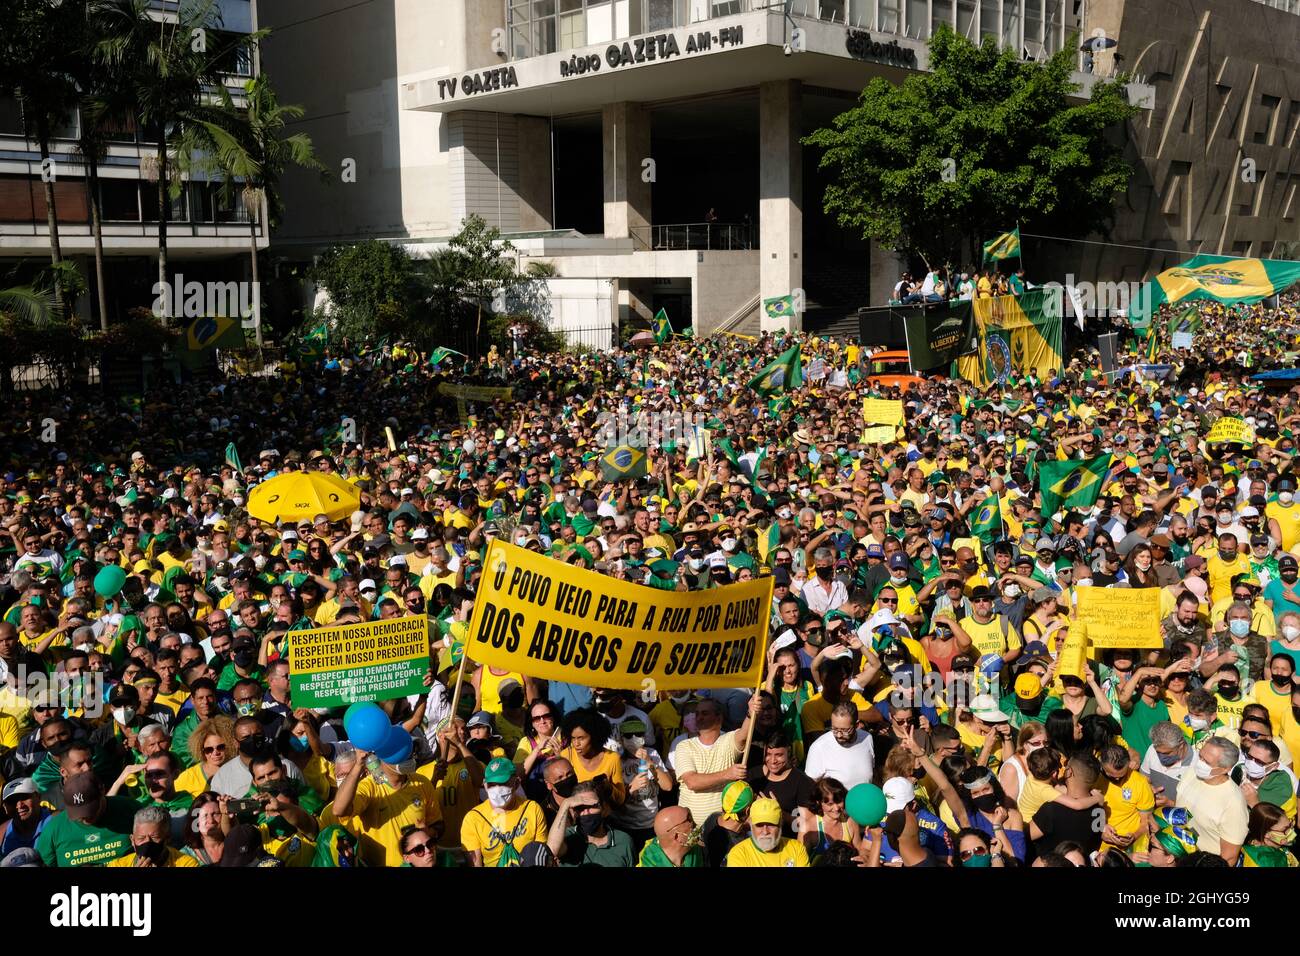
673,698,755,826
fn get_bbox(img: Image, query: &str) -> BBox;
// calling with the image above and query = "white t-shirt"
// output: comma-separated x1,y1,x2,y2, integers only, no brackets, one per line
615,747,669,831
1174,775,1249,855
804,730,876,791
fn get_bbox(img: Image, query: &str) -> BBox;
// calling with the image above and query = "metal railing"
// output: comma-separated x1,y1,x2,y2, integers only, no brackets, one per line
652,222,754,251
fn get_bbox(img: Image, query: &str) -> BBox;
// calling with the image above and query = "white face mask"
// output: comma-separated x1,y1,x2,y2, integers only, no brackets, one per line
622,735,645,753
1187,715,1209,731
890,574,908,587
1280,492,1295,505
1135,558,1152,571
1075,578,1093,587
721,538,737,552
1003,584,1021,598
1283,625,1300,640
1243,758,1270,780
1193,757,1215,780
486,785,514,809
113,706,136,725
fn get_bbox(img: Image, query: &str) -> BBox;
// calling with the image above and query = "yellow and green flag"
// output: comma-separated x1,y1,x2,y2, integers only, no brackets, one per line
969,493,1002,544
982,227,1021,263
955,288,1063,387
1129,254,1300,331
652,308,672,344
763,295,795,320
1038,454,1112,519
600,443,647,482
746,345,803,397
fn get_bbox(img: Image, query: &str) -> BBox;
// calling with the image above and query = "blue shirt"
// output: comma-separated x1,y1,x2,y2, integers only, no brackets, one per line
548,682,593,718
882,806,950,862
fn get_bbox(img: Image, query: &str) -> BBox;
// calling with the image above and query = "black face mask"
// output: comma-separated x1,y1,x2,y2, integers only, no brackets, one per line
239,736,269,758
815,566,833,581
973,793,1000,813
135,838,167,862
553,775,578,799
503,690,525,710
1272,673,1292,688
232,649,256,669
1282,570,1298,582
576,812,604,836
1219,683,1240,699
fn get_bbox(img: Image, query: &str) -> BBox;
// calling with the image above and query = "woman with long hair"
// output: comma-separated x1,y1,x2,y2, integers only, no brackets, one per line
1242,802,1298,867
515,699,565,802
998,722,1048,804
181,793,226,865
952,765,1026,862
1123,543,1160,589
798,776,862,859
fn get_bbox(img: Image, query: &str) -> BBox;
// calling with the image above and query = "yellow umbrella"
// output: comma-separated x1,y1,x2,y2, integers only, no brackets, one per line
247,472,360,524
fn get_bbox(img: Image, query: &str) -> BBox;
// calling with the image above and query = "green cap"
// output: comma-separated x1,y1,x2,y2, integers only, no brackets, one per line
287,549,307,561
484,756,515,784
649,558,679,577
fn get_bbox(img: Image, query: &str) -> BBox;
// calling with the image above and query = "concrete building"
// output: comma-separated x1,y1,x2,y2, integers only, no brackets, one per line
258,0,1295,340
0,0,266,329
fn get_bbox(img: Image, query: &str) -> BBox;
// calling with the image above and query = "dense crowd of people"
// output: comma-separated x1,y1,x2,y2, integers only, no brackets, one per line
1,291,1300,869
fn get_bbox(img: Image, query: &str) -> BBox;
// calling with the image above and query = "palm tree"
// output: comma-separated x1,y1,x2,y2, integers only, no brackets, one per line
0,283,61,396
187,75,326,347
0,0,83,315
98,0,264,322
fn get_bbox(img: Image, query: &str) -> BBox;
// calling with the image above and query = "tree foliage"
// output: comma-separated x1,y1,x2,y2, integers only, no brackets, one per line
805,27,1139,265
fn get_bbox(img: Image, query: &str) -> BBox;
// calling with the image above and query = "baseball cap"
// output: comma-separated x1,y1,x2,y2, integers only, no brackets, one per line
1014,672,1044,700
0,847,40,867
411,528,429,540
720,781,755,821
1279,554,1298,570
866,544,885,558
358,578,378,594
1031,586,1057,603
218,824,266,867
1184,555,1207,572
2,778,37,802
887,554,910,571
619,719,647,736
969,585,994,601
749,797,783,827
882,777,916,813
483,756,515,784
466,711,495,731
62,772,104,822
772,567,792,587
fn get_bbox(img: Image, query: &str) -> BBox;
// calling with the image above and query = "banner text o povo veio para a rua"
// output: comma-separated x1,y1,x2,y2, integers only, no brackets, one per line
288,615,431,708
466,540,773,691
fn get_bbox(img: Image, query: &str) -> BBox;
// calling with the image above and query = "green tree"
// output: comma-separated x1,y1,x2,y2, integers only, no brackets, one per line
805,27,1139,266
447,214,521,337
310,239,421,343
186,74,327,346
98,0,266,320
0,0,86,314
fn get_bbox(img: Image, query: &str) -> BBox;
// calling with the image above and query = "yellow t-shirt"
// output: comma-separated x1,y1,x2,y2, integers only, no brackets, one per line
1018,776,1059,824
1249,681,1293,736
959,614,1021,659
459,798,547,866
419,758,479,850
801,691,871,734
346,773,442,867
724,836,810,867
0,712,20,751
174,765,214,799
1101,770,1155,851
108,847,201,868
1266,501,1300,552
419,570,458,601
154,687,191,715
1206,553,1252,606
1213,692,1250,730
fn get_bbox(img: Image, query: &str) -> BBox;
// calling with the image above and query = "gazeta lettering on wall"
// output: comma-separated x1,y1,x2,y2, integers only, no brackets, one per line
436,66,519,100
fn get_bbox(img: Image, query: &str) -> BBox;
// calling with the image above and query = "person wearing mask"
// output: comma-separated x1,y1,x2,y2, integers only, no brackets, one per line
1174,736,1250,865
330,736,441,867
106,805,200,868
637,805,706,868
1250,652,1296,732
210,717,307,798
722,796,810,867
546,781,635,867
460,757,547,867
1232,737,1296,818
1241,802,1299,867
1139,721,1195,808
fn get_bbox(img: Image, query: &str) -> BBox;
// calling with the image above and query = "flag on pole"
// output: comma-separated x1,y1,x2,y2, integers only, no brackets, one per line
757,522,781,565
763,295,795,320
1038,454,1113,519
746,345,803,397
982,227,1021,263
224,443,243,474
652,309,672,344
1145,326,1160,363
428,346,466,367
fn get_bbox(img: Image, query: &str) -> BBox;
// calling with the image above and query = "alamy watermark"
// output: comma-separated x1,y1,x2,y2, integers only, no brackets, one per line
151,274,259,321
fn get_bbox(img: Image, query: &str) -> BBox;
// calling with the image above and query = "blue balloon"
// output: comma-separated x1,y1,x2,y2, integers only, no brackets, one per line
377,724,413,765
344,703,390,753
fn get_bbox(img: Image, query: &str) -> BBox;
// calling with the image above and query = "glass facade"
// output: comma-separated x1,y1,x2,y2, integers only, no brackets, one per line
503,0,1096,60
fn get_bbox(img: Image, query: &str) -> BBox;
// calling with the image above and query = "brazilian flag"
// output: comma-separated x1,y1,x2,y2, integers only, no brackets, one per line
1038,454,1112,519
746,345,803,397
428,346,465,367
1129,254,1300,331
299,323,329,360
982,227,1021,264
185,315,245,351
970,493,1002,544
763,295,795,320
1167,306,1202,336
1145,326,1160,363
652,308,672,344
601,443,647,482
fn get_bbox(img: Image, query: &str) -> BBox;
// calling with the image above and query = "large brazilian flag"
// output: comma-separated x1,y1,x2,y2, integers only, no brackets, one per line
746,345,803,397
954,287,1063,387
1128,254,1300,331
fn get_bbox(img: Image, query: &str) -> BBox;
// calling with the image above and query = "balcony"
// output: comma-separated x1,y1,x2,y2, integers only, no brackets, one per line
628,221,755,250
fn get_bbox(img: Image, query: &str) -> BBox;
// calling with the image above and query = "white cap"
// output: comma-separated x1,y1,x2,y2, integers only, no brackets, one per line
388,555,408,567
161,488,177,499
411,528,429,540
359,578,377,593
865,608,900,632
969,694,1010,723
883,777,917,813
400,488,414,497
708,554,727,569
1240,506,1259,518
426,469,443,484
131,451,145,460
282,530,299,541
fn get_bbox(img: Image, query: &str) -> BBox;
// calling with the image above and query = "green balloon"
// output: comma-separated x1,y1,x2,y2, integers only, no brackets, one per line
94,565,127,599
845,783,888,827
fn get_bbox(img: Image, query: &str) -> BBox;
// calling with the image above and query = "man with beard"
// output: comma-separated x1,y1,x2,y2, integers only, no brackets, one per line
722,796,809,867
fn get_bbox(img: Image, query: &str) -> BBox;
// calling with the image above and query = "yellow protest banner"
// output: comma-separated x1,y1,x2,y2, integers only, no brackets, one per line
862,398,905,426
860,425,897,444
437,383,514,402
1074,586,1163,649
466,540,773,690
288,616,431,707
1056,632,1089,678
1205,417,1255,445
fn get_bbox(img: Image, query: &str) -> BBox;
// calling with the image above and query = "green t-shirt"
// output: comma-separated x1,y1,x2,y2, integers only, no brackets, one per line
217,662,264,691
1121,696,1170,751
560,826,636,867
36,796,137,867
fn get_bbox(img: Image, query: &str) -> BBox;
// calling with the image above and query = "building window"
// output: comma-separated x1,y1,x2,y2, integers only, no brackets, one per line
956,0,976,37
905,0,926,36
880,0,901,32
931,0,954,32
979,0,998,43
100,179,142,222
646,0,678,30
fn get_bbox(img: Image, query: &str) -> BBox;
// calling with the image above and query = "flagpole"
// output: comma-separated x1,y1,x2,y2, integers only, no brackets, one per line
740,587,774,771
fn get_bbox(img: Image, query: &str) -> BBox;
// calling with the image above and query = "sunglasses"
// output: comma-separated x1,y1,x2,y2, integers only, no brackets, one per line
878,597,898,604
203,744,227,755
405,841,433,856
960,846,990,861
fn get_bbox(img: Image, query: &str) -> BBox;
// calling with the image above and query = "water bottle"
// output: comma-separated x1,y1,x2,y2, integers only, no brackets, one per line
365,753,384,780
